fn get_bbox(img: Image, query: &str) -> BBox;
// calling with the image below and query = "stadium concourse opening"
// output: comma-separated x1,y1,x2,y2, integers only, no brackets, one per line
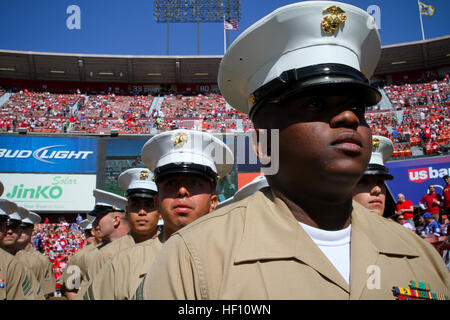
0,35,449,299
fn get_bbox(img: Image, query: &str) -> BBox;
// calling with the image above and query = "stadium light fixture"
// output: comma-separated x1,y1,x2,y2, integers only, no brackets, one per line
153,0,241,23
0,67,15,71
446,53,450,57
153,0,241,55
147,73,162,76
99,72,114,75
391,61,407,65
194,73,209,76
50,70,65,74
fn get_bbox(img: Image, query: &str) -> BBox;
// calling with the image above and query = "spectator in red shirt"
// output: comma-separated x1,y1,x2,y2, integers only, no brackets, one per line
443,175,450,219
395,193,415,227
419,184,443,222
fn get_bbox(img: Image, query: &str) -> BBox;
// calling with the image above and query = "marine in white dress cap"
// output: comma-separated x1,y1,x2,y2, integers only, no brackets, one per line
141,129,234,184
89,189,128,218
118,168,158,199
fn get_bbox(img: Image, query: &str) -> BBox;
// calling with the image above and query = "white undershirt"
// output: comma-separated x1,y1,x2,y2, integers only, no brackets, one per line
299,222,351,284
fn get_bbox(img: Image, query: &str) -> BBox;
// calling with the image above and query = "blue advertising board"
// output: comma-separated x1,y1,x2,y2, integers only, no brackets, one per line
386,156,450,206
106,139,146,157
0,136,97,173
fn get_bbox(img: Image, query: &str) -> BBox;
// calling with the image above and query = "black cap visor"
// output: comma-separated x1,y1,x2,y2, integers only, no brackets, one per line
154,163,218,184
364,164,394,180
126,188,157,199
89,204,124,216
249,63,381,120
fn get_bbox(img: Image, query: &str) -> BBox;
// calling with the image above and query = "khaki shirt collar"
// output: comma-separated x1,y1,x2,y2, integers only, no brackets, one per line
350,201,418,258
235,189,418,295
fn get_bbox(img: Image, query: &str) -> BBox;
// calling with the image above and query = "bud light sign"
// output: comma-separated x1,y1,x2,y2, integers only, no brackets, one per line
0,136,97,173
385,156,450,206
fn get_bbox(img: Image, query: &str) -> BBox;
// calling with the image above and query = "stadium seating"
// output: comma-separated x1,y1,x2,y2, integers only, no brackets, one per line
0,77,448,159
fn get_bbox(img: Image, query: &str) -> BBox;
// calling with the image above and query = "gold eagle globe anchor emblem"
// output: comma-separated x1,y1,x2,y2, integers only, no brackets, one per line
174,132,188,147
321,6,347,35
140,170,149,180
372,138,381,151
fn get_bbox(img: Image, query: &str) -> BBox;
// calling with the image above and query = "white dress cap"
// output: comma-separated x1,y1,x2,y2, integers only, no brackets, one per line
9,206,29,222
217,175,269,209
369,135,394,166
118,168,157,198
80,219,93,231
92,189,127,212
218,1,381,117
0,199,18,217
141,129,234,183
21,211,41,225
364,135,394,180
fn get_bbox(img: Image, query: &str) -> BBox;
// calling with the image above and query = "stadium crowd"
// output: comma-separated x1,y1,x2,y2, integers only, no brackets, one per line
31,219,87,293
1,76,448,158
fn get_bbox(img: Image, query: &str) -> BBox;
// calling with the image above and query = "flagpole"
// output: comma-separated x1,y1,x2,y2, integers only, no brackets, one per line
418,1,426,40
223,18,227,53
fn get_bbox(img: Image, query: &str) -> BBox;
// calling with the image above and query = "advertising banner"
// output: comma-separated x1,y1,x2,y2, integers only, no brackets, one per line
0,136,97,173
386,156,450,206
0,173,96,212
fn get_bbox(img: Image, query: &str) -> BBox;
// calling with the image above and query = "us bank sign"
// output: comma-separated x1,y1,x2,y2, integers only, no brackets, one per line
0,136,97,173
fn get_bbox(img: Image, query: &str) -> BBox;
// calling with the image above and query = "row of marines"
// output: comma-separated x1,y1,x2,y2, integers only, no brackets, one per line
0,191,56,299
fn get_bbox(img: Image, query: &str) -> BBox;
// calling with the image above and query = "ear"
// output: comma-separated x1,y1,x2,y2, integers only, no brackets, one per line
250,129,271,166
209,194,219,212
112,213,120,228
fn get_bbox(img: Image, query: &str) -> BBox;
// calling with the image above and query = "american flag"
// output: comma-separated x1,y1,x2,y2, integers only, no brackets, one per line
224,18,239,30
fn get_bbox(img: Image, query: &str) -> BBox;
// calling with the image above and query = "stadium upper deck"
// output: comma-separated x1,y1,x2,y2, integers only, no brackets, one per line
0,35,449,91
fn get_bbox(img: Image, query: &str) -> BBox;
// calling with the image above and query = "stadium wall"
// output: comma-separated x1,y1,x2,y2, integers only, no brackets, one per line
0,78,219,95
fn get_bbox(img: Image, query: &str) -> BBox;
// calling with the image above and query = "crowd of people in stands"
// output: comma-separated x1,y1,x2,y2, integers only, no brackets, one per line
0,75,448,157
380,77,450,157
31,218,87,289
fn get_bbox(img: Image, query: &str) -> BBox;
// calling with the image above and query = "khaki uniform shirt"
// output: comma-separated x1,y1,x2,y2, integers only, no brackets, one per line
87,234,136,281
60,242,97,293
83,235,163,300
141,189,450,300
15,244,55,296
0,248,44,300
75,235,135,299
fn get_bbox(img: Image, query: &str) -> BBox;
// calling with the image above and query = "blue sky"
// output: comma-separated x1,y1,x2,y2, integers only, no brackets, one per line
0,0,448,55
